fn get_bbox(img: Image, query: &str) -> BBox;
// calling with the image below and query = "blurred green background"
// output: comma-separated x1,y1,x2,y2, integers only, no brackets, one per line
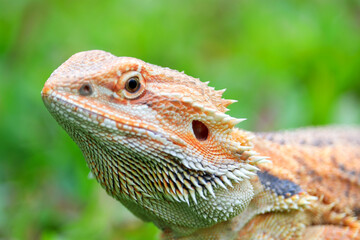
1,0,359,239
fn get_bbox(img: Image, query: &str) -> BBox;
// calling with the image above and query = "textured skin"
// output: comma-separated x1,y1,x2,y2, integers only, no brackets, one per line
42,50,360,240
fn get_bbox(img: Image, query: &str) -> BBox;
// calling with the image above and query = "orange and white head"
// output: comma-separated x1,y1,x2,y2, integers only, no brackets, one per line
42,50,268,226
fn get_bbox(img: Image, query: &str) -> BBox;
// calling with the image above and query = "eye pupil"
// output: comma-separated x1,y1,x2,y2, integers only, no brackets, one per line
128,79,138,89
79,83,93,96
125,77,140,93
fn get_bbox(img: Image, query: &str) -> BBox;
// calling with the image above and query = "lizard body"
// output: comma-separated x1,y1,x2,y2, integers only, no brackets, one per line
42,50,360,239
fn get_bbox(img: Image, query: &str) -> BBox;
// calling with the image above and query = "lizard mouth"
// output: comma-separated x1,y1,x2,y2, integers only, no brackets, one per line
41,88,171,145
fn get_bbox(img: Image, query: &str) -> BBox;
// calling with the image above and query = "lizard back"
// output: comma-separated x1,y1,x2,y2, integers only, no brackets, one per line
254,126,360,220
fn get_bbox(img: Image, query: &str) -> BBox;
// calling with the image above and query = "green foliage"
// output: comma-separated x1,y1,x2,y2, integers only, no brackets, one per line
0,0,359,239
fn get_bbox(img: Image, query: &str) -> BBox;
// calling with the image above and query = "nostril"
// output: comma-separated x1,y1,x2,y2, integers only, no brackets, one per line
192,120,209,141
79,83,93,96
41,86,51,97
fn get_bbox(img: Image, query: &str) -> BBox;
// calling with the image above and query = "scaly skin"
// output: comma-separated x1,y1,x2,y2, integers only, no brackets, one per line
42,50,360,240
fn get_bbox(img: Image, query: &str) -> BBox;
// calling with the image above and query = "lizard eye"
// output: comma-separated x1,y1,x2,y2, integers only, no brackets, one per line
118,71,146,99
125,77,141,93
79,83,93,96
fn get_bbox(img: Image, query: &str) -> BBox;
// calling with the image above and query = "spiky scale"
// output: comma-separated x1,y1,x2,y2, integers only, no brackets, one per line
196,186,207,200
189,188,197,204
214,177,227,190
220,175,234,188
205,182,216,198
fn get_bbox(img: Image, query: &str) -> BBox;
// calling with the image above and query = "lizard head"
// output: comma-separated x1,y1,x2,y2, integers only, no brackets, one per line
42,50,269,230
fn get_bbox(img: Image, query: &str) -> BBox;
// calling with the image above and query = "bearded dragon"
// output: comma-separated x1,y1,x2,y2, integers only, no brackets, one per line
41,50,360,240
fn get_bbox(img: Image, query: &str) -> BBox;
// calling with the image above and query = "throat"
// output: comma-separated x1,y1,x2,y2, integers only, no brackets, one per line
75,134,256,233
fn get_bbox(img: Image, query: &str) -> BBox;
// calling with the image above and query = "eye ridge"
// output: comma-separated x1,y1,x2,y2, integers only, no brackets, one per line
125,77,141,93
79,83,93,96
